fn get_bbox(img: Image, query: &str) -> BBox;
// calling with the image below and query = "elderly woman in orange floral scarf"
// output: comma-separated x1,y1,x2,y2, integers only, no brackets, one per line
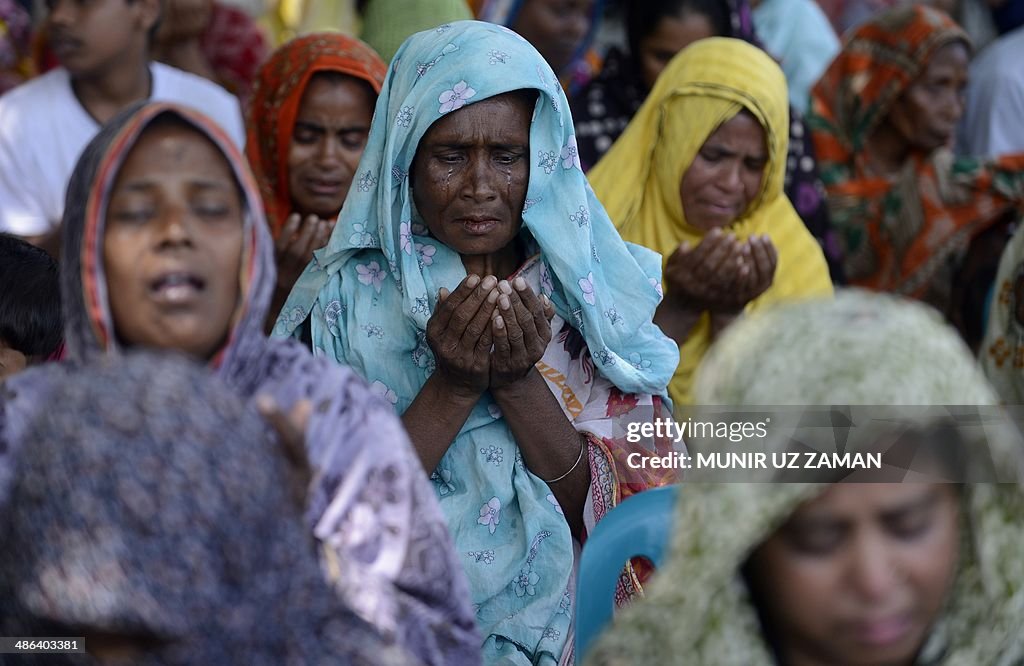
247,33,386,329
808,5,1024,347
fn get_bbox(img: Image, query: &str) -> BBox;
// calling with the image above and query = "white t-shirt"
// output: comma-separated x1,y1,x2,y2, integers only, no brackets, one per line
958,26,1024,159
0,62,246,237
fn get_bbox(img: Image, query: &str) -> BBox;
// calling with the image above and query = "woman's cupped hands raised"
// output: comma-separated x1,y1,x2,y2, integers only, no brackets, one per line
429,274,556,398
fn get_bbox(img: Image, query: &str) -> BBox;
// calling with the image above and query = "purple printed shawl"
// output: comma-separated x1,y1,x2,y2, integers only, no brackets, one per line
1,351,418,666
0,102,480,666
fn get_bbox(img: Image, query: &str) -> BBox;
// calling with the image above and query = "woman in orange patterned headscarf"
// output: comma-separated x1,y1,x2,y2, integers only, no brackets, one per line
808,5,1024,345
247,33,386,329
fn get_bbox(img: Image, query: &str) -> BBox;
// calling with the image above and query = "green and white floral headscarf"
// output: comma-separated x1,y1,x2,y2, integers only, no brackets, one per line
586,290,1024,665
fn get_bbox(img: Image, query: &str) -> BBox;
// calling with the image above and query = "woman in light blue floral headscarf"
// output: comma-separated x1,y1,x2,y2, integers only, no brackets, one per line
276,20,680,665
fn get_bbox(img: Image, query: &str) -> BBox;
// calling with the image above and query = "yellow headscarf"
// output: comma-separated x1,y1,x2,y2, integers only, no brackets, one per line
589,37,832,405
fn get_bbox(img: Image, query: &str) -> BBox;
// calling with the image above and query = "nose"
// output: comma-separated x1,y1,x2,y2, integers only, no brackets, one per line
942,94,964,125
460,155,497,203
155,206,195,249
717,160,744,193
847,535,901,603
314,137,342,168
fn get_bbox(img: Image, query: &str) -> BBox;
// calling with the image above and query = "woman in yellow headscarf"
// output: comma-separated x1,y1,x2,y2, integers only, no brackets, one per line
589,37,832,406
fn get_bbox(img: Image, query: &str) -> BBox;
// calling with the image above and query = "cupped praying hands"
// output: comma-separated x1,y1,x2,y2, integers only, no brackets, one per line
427,274,555,398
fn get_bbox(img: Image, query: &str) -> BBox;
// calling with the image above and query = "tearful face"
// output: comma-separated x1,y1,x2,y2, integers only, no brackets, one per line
287,73,376,220
411,92,533,261
679,111,768,231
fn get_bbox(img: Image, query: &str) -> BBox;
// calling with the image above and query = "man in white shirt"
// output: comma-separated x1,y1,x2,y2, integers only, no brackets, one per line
958,26,1024,159
0,0,245,255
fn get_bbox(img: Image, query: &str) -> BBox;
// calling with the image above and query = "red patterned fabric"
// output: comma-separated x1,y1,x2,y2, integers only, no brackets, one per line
200,3,270,105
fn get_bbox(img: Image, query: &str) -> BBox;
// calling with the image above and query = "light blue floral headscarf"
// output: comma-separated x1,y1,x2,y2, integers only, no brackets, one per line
275,20,677,664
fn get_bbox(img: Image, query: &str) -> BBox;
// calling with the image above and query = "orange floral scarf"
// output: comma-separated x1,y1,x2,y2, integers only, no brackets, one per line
808,6,1024,310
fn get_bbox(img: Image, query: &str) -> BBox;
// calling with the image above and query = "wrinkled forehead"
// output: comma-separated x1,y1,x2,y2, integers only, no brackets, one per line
416,89,538,145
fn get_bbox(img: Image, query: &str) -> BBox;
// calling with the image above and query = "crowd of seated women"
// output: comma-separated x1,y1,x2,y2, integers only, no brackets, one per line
1,1,1023,664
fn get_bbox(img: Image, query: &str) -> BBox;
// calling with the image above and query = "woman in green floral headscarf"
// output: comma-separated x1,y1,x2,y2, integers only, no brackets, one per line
586,290,1024,665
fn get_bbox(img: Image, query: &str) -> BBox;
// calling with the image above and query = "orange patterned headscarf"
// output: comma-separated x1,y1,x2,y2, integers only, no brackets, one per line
808,6,1024,309
246,33,386,238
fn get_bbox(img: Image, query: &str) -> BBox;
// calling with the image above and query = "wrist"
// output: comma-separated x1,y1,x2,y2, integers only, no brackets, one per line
709,310,742,337
432,371,486,404
491,367,541,401
658,295,707,321
663,284,709,313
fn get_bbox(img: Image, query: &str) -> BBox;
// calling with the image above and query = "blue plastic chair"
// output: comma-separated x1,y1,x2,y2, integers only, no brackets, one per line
575,484,679,661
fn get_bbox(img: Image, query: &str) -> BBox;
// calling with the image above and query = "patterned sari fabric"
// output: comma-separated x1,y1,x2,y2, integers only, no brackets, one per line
246,33,386,238
588,38,833,406
572,0,843,281
808,5,1024,313
0,102,479,666
981,223,1024,402
471,0,607,97
587,290,1024,665
0,352,417,666
275,21,680,664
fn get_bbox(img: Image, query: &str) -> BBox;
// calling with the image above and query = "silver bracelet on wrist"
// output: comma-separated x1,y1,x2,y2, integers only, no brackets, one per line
542,438,587,484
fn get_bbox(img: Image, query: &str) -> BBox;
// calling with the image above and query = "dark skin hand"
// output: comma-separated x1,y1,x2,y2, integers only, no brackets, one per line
265,213,334,334
655,229,744,343
710,234,777,334
401,273,590,540
489,277,553,389
257,394,313,508
401,274,499,472
655,229,777,344
730,234,778,307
